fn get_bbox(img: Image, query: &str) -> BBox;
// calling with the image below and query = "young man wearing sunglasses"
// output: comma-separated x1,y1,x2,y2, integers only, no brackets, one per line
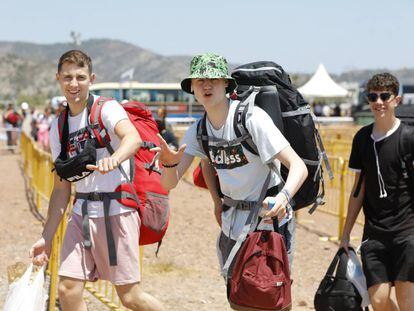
340,73,414,310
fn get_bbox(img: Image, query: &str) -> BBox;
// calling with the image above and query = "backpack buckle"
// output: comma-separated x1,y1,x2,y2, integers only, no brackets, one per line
91,192,102,201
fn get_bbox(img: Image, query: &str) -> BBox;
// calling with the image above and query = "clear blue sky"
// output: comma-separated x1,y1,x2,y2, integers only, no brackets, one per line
1,0,413,74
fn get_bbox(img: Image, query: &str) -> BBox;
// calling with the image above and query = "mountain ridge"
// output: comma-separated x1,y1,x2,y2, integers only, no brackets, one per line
0,39,413,102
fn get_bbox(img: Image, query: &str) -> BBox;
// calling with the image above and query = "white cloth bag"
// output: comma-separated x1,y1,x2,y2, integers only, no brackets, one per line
3,264,48,311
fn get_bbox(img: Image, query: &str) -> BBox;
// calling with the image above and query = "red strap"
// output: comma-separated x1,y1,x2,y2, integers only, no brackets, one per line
89,96,112,146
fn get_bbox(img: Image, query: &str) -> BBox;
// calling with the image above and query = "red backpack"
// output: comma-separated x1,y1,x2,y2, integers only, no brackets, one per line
58,96,169,247
229,230,292,311
5,111,20,125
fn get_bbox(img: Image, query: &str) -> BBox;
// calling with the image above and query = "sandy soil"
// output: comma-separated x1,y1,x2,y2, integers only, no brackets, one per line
0,151,365,311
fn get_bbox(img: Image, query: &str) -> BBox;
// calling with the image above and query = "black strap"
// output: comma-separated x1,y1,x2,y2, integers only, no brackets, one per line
86,93,96,115
399,124,414,181
59,106,70,160
76,191,135,266
352,125,374,198
103,194,117,266
81,200,92,249
233,89,259,155
325,248,349,279
196,113,211,161
59,94,97,158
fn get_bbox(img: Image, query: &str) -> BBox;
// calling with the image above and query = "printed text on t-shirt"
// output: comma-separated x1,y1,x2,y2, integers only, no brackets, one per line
208,145,248,169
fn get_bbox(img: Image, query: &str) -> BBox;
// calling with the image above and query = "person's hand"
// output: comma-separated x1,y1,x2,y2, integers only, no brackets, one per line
86,157,120,174
151,134,186,167
29,237,51,266
213,199,223,227
339,234,350,255
262,193,287,222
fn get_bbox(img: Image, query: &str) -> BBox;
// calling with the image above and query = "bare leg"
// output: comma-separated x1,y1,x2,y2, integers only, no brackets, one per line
115,282,165,311
395,281,414,311
58,276,87,311
368,282,399,311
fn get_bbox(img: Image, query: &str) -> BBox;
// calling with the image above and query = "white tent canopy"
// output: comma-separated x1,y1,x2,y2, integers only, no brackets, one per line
298,64,349,98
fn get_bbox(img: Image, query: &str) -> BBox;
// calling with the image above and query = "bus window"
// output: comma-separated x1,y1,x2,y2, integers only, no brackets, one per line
93,89,121,100
127,89,151,102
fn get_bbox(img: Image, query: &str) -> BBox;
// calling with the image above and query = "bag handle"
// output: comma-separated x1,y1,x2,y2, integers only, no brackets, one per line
325,248,350,279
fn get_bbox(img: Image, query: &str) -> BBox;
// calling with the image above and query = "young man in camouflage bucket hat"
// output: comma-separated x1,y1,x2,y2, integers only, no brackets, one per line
154,52,307,290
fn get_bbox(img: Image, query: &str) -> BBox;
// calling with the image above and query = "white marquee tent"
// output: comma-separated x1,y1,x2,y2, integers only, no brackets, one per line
298,64,349,98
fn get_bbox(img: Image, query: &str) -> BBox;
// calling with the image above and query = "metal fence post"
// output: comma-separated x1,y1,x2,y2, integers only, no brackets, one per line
338,157,346,239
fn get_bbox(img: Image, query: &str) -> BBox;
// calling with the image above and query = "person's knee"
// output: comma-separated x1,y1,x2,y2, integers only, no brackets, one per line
369,283,393,309
370,291,391,309
118,290,137,309
117,283,159,310
58,278,84,302
395,281,414,310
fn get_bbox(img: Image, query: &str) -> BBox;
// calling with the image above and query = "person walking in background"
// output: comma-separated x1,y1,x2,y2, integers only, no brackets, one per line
29,50,164,311
36,106,54,151
340,73,414,310
3,103,22,151
155,106,178,151
154,52,307,286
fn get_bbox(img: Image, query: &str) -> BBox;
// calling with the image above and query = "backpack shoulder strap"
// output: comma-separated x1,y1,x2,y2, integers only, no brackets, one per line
89,95,112,147
57,107,69,143
352,124,374,198
196,113,210,160
57,107,70,158
399,124,414,180
233,87,261,155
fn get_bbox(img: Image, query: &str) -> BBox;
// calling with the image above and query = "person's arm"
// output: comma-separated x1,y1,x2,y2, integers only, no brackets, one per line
30,173,71,265
86,118,141,173
201,159,222,226
339,172,365,252
263,146,308,219
152,133,193,190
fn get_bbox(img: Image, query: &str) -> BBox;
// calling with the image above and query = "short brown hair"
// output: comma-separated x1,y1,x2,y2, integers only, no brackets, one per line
366,72,400,95
57,50,92,74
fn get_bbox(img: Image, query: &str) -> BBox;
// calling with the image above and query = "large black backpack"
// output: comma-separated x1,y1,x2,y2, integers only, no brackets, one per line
230,61,332,212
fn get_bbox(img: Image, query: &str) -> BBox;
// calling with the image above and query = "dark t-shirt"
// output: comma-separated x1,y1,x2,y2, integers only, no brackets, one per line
349,122,414,239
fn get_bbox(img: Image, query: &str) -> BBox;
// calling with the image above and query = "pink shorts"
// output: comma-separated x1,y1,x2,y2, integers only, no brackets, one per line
59,211,141,285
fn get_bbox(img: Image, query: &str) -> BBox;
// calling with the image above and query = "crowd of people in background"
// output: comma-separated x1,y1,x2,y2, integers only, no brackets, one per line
1,98,179,153
1,99,67,152
313,101,351,117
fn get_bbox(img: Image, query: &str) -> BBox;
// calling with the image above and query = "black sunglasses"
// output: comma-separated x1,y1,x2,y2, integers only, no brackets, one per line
366,92,394,102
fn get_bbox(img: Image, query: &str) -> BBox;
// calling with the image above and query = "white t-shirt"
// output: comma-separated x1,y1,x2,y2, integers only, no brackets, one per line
182,101,290,239
50,95,135,218
183,101,289,201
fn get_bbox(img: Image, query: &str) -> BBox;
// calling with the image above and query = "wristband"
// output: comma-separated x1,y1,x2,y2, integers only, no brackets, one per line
279,188,291,203
162,162,179,168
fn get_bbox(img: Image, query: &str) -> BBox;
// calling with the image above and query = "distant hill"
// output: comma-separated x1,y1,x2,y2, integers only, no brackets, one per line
0,39,195,101
0,39,413,102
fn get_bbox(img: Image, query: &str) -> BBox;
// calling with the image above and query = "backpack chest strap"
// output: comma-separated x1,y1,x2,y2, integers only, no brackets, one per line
222,196,257,211
197,133,250,148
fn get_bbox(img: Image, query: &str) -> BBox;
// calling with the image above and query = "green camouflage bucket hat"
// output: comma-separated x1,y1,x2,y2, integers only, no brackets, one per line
181,52,237,94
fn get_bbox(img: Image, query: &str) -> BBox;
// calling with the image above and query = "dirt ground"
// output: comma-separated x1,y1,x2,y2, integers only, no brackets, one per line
0,151,365,311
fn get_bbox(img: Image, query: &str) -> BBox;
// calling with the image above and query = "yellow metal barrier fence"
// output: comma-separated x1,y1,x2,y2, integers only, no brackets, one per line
21,132,129,311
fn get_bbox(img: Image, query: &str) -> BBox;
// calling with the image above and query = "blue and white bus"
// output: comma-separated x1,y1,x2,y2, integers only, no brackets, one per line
90,82,203,120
